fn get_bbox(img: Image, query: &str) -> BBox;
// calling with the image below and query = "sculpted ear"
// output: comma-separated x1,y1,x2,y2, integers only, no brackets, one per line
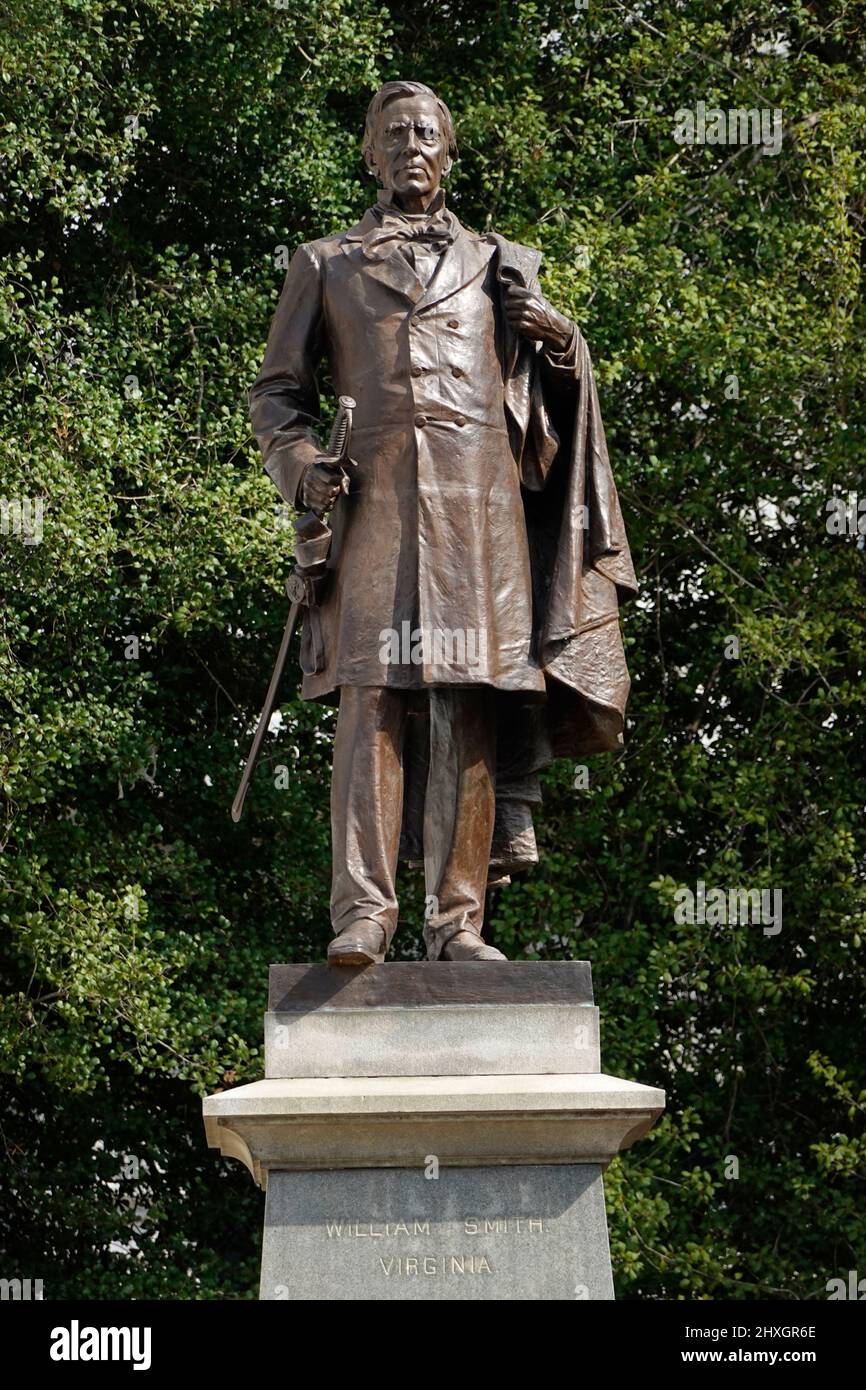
363,146,379,179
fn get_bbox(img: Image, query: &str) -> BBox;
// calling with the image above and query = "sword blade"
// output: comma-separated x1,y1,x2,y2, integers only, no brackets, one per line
231,599,303,823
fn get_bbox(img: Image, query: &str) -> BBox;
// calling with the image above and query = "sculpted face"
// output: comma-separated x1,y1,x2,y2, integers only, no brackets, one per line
367,95,451,212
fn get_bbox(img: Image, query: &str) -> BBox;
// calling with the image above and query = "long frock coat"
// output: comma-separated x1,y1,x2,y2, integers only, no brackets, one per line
250,202,638,873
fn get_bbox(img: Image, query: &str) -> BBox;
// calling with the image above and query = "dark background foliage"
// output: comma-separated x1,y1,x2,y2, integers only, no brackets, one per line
1,0,864,1299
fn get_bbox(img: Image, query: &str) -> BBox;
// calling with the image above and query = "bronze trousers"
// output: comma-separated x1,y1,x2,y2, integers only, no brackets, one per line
330,686,497,959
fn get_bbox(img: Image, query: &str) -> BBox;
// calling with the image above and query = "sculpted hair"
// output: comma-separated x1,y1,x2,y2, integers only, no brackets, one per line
363,81,458,166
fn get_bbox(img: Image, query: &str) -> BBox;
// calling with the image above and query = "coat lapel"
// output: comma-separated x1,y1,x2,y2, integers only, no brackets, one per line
340,209,424,304
339,209,495,310
487,232,542,381
414,223,495,313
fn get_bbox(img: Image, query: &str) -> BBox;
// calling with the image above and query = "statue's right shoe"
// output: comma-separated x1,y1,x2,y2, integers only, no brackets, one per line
326,921,387,967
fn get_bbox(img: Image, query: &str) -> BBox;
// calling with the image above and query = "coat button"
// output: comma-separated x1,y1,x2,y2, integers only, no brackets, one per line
454,415,466,427
451,366,464,378
447,319,460,329
414,413,428,428
410,365,423,377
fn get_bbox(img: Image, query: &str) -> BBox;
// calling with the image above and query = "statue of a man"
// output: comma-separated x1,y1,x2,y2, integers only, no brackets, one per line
250,81,636,966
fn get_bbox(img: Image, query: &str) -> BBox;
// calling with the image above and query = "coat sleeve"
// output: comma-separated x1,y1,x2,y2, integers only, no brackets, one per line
249,243,327,507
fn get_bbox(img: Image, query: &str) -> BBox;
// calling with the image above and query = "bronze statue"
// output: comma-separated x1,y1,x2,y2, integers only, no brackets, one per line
247,81,636,966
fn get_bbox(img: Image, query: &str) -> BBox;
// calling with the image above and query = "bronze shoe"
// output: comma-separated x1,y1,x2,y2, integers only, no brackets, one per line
327,921,387,967
439,929,507,962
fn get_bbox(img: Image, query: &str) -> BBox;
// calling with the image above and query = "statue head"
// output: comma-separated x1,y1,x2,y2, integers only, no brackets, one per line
363,81,457,211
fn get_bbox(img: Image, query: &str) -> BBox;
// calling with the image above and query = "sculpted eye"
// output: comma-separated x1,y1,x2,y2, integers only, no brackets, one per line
417,123,439,141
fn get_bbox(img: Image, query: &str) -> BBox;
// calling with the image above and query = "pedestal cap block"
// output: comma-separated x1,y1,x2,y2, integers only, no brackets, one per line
265,961,599,1078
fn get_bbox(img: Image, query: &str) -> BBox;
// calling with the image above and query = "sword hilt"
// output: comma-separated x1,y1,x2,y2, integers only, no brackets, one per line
294,394,357,565
325,394,355,461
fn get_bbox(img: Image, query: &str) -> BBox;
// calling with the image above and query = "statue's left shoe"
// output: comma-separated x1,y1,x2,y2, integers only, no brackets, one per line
439,929,507,962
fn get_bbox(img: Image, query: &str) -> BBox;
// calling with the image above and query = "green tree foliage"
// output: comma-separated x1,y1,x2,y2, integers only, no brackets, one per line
1,0,864,1299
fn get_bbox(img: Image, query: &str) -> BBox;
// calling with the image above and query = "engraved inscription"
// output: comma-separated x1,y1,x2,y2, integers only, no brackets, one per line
325,1221,431,1238
379,1256,493,1277
464,1218,544,1234
324,1216,546,1238
324,1214,548,1278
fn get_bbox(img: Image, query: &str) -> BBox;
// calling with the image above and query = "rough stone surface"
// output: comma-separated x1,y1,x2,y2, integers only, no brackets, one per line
260,1163,613,1301
264,1001,600,1077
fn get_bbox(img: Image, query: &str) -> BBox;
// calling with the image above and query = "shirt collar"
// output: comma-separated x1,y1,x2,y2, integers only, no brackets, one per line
373,187,448,221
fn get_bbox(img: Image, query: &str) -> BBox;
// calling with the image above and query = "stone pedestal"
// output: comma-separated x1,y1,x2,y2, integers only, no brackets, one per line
203,962,665,1301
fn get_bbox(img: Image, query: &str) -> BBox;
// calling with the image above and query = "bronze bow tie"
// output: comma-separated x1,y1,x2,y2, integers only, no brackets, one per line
360,215,455,263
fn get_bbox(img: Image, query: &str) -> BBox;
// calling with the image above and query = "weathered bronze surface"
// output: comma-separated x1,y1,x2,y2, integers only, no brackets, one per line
249,81,636,964
268,962,595,1012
